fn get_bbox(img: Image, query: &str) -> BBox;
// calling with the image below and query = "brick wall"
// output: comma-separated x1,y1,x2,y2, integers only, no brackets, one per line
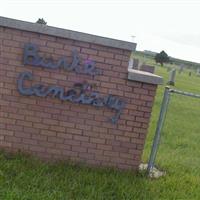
0,26,157,170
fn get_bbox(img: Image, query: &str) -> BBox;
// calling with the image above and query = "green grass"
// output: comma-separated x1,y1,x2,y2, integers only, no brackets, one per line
1,56,200,199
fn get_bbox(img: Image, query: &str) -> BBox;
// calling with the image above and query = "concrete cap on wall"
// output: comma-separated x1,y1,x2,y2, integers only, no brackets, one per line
128,69,163,85
0,16,136,51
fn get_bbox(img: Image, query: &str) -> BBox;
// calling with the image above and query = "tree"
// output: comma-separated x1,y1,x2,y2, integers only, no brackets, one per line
155,51,169,66
36,18,47,25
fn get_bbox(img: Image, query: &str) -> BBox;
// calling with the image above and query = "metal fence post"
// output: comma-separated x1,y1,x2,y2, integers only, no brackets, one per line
147,86,171,174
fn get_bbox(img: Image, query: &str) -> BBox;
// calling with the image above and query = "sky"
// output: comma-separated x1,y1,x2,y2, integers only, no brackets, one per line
1,0,200,63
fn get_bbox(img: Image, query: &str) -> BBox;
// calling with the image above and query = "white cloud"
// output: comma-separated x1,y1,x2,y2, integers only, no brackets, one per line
1,0,200,62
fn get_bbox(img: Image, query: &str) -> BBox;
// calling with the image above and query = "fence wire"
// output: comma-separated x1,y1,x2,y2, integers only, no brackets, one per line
147,86,200,174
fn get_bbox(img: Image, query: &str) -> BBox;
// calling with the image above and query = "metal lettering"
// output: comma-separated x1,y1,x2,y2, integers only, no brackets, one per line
23,43,102,76
17,72,125,123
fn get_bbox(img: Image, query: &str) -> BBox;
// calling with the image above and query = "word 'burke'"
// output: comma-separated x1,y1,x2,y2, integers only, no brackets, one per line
24,43,102,76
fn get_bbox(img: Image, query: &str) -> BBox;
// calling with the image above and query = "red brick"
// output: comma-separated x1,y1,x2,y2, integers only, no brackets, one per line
24,127,40,134
137,106,152,112
5,135,21,143
39,46,54,53
104,70,119,77
59,121,75,128
57,132,73,139
126,121,141,127
0,99,9,106
68,117,84,124
20,98,37,105
25,116,41,123
92,126,108,133
88,55,104,63
16,120,32,127
32,134,47,141
105,58,121,66
41,130,56,136
108,89,124,96
72,146,87,153
73,135,89,142
67,128,82,135
0,123,6,129
0,117,16,125
97,144,112,151
0,140,12,147
101,82,116,89
41,77,58,84
116,136,130,142
0,32,12,39
64,45,80,51
98,51,114,58
13,35,29,42
39,141,55,148
83,130,99,138
29,145,45,152
118,125,132,132
33,123,49,130
0,135,4,140
74,41,89,48
111,157,126,164
43,119,59,125
0,88,12,95
90,138,105,144
88,148,103,155
133,127,147,134
22,138,38,145
54,49,71,56
49,125,65,132
81,141,96,149
3,40,20,47
81,48,97,55
48,136,64,144
135,117,149,123
62,150,78,157
64,139,80,146
104,151,119,157
79,152,94,160
40,34,56,41
76,124,91,131
142,83,156,90
0,129,14,136
95,155,110,162
46,148,61,155
140,95,154,102
30,38,46,46
47,41,63,49
0,112,8,118
14,131,31,138
131,138,145,145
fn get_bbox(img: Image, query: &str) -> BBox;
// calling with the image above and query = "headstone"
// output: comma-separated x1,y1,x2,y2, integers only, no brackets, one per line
128,58,139,70
133,58,139,69
166,66,171,72
178,64,184,74
196,68,200,76
140,64,155,74
167,69,176,86
128,58,133,69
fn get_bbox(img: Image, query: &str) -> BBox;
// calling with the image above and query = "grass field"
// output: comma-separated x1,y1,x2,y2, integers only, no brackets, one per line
1,55,200,199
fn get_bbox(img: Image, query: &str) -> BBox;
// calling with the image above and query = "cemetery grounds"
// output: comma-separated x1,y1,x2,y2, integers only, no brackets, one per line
0,52,200,199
